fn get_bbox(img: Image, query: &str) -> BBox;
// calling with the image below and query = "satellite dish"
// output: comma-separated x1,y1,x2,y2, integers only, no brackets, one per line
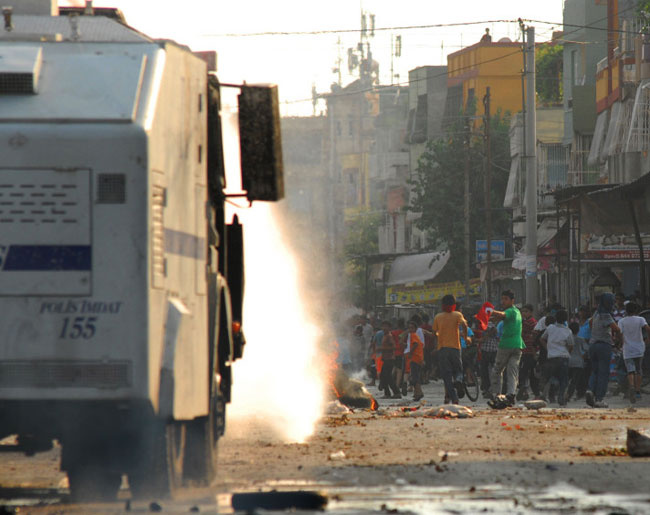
498,37,512,43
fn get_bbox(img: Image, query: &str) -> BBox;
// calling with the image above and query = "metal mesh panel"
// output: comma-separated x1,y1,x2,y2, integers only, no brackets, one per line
0,73,35,94
97,174,126,204
0,361,131,389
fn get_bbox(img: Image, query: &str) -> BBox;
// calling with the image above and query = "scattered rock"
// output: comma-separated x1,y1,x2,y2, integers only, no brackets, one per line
149,502,162,513
627,428,650,457
524,400,547,410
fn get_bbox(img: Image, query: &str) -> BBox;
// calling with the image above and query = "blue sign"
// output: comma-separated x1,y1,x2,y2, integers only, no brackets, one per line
476,240,505,263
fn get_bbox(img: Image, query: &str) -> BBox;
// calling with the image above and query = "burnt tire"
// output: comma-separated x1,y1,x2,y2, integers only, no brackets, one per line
128,421,186,500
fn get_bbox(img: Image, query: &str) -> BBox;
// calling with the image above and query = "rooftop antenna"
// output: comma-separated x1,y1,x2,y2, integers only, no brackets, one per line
332,36,343,86
390,34,402,85
3,6,12,32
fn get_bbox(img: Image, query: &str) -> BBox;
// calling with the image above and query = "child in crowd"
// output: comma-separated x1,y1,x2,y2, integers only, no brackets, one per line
567,321,589,401
391,319,406,397
407,320,425,401
618,302,649,403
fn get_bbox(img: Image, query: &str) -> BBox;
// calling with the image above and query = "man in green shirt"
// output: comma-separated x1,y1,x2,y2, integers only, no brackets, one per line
488,290,525,407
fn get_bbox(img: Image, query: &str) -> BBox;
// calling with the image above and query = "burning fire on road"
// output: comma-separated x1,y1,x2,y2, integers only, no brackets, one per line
326,342,378,411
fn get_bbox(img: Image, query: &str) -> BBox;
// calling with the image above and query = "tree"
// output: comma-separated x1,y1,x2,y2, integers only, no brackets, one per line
409,108,512,281
343,209,383,307
536,43,563,105
638,0,650,30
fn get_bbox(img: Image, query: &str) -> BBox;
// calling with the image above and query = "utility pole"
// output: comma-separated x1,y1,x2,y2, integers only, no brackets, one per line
483,87,492,303
524,26,538,309
464,116,471,304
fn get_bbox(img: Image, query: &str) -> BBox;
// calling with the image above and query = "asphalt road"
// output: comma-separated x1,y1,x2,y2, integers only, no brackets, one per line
2,378,650,514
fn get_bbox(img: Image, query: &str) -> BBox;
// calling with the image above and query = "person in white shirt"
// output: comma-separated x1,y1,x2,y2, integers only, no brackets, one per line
539,309,573,406
618,302,649,403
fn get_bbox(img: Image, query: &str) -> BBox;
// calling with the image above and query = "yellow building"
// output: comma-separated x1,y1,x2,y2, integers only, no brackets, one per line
447,39,525,117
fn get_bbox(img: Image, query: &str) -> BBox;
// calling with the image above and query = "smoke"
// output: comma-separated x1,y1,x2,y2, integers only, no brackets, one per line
221,110,328,443
226,203,327,442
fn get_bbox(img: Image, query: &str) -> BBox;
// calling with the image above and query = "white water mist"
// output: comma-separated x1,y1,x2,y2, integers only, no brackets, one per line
222,110,327,443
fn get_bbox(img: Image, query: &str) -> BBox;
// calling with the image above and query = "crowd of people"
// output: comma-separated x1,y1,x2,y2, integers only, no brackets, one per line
343,290,649,409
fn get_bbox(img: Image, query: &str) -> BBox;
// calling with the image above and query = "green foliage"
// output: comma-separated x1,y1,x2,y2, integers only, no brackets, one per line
409,109,512,281
343,209,383,307
536,43,563,104
638,0,650,30
344,209,382,258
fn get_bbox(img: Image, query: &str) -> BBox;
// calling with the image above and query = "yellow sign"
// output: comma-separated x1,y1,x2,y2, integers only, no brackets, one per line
386,279,481,305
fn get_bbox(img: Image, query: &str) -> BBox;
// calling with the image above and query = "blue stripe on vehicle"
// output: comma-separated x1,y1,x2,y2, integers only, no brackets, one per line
164,229,206,259
3,245,91,271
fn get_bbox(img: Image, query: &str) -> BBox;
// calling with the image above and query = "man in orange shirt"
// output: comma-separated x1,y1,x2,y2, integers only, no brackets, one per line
407,320,425,401
432,294,468,404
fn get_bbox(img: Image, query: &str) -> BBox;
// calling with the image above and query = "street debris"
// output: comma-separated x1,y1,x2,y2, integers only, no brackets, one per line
329,450,346,460
331,369,378,410
627,428,650,457
438,451,459,460
326,400,352,415
231,491,328,512
580,448,628,457
524,400,548,410
424,405,474,419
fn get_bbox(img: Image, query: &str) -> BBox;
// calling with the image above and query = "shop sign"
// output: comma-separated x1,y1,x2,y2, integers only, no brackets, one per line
386,279,481,305
577,233,650,262
476,240,505,263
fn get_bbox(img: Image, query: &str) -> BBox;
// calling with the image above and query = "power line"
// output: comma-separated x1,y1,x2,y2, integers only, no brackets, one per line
270,7,636,107
204,7,639,39
204,19,516,38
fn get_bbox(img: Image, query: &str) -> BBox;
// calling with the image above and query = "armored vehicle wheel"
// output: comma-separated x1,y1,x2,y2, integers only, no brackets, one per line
184,388,223,484
62,436,123,502
128,421,186,499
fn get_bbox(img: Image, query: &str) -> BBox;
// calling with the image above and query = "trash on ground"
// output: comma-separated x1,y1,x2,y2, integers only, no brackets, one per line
424,405,474,419
329,450,346,460
580,447,628,457
524,400,548,410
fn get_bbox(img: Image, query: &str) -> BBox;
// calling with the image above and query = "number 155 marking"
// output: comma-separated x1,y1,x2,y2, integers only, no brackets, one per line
59,317,97,339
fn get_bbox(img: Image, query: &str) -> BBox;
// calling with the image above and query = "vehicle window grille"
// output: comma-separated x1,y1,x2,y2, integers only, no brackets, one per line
152,185,166,288
0,361,132,389
97,174,126,204
0,182,79,225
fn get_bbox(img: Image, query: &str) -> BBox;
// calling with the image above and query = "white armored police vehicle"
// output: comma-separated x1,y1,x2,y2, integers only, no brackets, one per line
0,1,283,500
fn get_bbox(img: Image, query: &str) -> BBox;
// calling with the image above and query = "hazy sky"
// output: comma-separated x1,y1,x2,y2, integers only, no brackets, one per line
63,1,564,115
